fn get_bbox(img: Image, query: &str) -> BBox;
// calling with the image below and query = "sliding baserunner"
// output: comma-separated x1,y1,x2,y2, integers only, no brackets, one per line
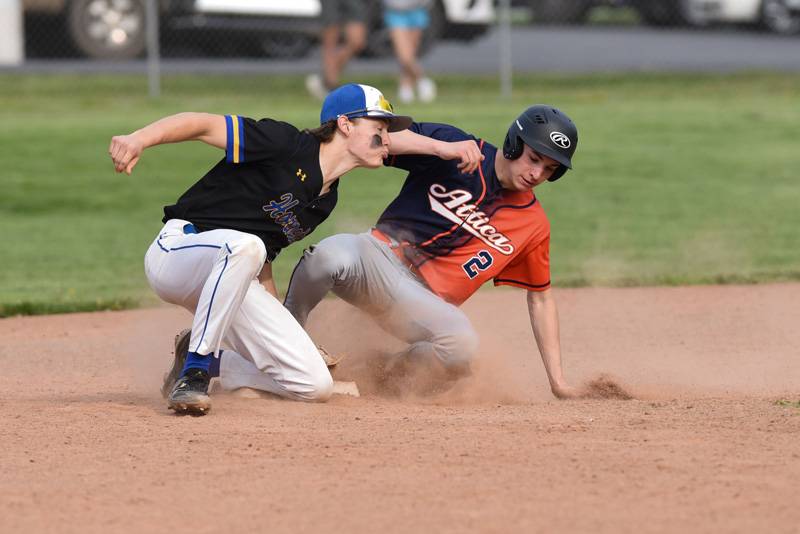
282,105,583,398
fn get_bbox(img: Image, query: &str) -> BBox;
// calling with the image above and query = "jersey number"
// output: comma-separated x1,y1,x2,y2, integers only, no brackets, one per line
462,251,493,279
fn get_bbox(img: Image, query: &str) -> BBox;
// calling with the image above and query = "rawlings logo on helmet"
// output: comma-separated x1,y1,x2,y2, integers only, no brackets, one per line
550,131,571,149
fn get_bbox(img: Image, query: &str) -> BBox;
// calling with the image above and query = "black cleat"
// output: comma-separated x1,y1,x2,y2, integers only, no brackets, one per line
167,368,211,415
161,329,191,399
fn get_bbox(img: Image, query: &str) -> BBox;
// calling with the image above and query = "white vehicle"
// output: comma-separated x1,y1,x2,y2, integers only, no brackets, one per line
24,0,494,59
191,0,494,58
633,0,800,34
685,0,800,33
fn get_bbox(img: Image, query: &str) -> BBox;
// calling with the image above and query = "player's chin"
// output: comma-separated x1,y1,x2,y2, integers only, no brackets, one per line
363,155,385,169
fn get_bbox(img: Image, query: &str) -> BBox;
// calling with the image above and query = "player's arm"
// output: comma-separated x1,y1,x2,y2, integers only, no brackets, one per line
388,129,484,173
526,288,582,399
109,112,227,175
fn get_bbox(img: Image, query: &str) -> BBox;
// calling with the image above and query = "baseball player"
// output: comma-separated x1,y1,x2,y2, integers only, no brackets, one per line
272,105,582,398
109,83,481,415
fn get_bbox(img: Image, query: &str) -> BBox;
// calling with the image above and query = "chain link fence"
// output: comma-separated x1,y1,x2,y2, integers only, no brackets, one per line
16,0,494,60
11,0,800,62
3,0,800,100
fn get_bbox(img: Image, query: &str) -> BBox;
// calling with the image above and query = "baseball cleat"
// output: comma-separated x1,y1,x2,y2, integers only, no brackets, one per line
161,328,191,399
167,368,211,415
317,345,344,368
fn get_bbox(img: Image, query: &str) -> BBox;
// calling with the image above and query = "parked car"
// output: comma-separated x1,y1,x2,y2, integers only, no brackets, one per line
627,0,800,33
641,0,797,33
24,0,147,59
681,0,800,34
512,0,800,33
23,0,494,60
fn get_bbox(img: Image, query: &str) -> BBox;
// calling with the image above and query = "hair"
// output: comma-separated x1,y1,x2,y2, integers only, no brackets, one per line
303,120,338,143
304,117,373,143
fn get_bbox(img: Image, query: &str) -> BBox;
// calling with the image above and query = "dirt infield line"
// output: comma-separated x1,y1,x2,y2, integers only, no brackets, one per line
1,284,798,533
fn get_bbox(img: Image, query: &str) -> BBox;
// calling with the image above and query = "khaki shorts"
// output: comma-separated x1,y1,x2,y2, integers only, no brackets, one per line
321,0,369,25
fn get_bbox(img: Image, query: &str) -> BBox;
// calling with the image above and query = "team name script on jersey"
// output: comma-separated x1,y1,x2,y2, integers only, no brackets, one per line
428,184,514,255
262,193,309,243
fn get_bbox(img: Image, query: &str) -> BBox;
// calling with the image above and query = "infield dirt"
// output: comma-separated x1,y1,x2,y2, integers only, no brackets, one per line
1,284,799,533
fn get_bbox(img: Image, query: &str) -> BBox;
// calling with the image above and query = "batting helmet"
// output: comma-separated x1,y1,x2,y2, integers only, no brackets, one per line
502,105,578,182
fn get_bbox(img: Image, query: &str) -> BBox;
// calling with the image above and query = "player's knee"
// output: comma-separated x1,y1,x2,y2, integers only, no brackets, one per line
303,371,334,402
453,328,480,365
302,236,358,281
230,234,267,272
440,324,479,369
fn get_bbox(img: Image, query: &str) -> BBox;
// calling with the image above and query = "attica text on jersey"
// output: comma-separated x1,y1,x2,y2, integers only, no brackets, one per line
262,193,309,243
428,184,514,255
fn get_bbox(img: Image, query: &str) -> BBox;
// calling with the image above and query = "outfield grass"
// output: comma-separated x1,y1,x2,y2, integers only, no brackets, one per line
1,72,799,316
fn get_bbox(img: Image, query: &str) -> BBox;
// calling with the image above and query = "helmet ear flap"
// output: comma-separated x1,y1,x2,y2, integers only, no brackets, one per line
502,130,524,160
547,165,568,182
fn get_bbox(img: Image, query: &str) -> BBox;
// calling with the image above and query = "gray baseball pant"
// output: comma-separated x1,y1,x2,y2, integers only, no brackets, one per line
283,232,479,372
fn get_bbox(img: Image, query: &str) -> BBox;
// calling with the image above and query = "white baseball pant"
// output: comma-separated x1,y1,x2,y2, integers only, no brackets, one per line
144,219,333,401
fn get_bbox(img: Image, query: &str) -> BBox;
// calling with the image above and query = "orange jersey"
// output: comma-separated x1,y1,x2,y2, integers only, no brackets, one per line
377,123,551,306
416,190,549,305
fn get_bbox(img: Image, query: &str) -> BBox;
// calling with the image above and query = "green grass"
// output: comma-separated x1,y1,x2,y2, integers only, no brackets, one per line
1,72,799,316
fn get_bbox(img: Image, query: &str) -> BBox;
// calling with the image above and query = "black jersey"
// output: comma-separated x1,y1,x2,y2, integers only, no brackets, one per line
163,115,337,262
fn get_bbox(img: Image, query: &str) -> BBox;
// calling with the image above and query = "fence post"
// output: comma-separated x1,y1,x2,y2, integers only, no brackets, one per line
145,0,161,98
498,0,513,98
0,0,24,65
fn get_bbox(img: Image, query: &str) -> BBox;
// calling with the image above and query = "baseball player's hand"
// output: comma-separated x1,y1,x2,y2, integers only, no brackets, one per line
436,140,484,174
109,134,145,175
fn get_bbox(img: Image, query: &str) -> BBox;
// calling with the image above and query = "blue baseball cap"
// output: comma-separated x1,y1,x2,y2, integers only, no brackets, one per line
320,84,412,132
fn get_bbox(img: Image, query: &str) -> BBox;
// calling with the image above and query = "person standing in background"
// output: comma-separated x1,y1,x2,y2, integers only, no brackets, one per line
306,0,369,100
384,0,437,103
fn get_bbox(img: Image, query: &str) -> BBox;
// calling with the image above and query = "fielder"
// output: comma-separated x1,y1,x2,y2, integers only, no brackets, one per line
274,105,582,398
109,84,482,415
